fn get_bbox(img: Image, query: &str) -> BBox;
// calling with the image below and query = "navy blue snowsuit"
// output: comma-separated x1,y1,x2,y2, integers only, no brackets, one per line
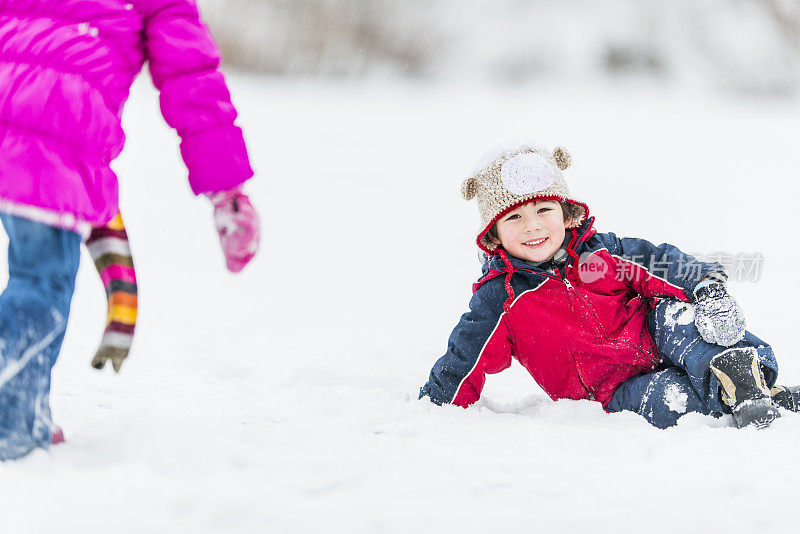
609,300,778,428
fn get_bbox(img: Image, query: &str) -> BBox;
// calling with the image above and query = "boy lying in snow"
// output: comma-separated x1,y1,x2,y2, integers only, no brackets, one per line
420,142,799,429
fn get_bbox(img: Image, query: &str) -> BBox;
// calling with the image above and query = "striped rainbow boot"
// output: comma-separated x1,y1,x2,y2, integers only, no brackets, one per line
86,212,137,372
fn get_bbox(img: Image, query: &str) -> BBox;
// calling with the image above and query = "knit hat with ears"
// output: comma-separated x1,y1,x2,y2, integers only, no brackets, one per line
462,143,590,255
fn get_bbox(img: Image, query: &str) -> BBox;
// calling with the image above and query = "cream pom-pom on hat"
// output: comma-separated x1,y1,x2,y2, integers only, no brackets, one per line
462,143,589,255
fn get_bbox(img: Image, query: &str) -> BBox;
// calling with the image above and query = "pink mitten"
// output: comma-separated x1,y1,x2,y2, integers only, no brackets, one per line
208,186,260,273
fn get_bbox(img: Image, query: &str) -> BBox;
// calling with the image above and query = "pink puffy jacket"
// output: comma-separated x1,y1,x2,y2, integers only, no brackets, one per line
0,0,253,232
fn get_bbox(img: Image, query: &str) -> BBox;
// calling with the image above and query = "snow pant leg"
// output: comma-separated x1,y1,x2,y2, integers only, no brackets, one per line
607,367,709,429
0,213,80,461
646,299,778,416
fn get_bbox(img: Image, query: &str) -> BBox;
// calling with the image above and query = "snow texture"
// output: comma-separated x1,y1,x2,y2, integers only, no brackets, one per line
664,383,689,414
1,76,800,533
663,300,695,331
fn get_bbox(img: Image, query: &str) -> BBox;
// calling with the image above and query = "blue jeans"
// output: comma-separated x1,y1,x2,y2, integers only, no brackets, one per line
0,213,80,460
607,299,778,429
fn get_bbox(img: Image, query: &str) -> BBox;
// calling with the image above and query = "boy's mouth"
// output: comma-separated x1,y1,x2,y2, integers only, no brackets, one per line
522,237,547,248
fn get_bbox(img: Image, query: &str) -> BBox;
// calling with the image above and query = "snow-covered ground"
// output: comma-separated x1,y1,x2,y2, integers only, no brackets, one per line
2,75,800,533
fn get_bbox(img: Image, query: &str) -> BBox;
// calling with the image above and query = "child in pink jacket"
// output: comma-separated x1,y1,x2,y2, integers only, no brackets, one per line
0,0,259,460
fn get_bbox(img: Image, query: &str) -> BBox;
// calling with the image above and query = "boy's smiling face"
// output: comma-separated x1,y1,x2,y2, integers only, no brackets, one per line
489,200,571,263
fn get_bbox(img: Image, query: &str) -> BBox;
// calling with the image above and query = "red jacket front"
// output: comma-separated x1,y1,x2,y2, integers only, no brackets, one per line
420,218,726,408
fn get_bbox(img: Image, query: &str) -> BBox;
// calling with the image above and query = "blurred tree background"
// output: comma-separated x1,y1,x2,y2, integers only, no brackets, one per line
198,0,800,94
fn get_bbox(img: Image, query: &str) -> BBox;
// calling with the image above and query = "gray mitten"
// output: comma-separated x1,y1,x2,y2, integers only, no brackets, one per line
694,281,745,347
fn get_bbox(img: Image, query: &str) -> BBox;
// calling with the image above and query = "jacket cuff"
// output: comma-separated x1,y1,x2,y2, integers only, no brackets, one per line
691,271,728,299
181,126,254,195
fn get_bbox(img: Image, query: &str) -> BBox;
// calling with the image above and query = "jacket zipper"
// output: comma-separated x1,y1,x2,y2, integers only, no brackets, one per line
565,278,606,338
505,222,656,399
562,278,595,401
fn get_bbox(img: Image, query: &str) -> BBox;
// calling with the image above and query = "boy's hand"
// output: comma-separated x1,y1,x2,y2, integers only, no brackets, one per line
693,281,745,347
208,186,260,273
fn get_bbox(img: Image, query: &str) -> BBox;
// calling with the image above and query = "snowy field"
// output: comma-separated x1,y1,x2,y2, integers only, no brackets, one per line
2,75,800,533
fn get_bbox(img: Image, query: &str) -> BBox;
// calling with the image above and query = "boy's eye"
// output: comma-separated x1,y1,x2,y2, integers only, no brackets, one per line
505,214,521,221
537,207,552,214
